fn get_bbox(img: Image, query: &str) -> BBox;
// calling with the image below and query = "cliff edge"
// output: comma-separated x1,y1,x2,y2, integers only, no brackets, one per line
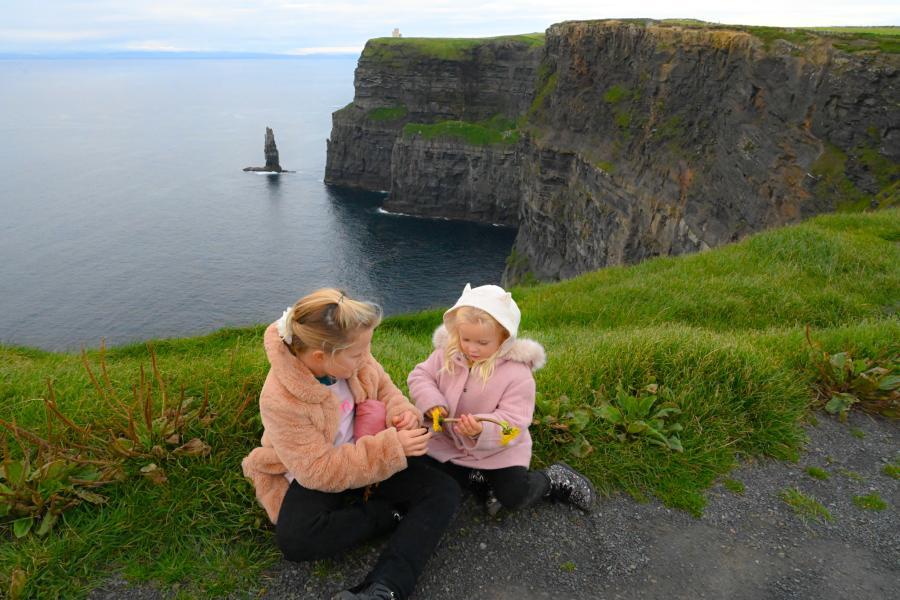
325,21,900,282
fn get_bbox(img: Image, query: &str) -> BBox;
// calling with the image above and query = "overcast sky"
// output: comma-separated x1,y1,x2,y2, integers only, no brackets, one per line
2,1,898,55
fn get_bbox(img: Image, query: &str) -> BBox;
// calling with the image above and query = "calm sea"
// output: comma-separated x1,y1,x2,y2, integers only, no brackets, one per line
0,58,516,351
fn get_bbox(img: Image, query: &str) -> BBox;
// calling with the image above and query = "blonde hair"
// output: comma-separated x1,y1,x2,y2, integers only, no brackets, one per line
442,306,510,383
284,288,382,356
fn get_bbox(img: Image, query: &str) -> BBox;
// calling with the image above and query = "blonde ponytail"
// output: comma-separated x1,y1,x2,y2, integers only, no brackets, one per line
283,288,382,356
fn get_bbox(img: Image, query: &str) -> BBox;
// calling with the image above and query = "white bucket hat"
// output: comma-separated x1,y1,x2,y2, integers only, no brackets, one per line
443,283,521,340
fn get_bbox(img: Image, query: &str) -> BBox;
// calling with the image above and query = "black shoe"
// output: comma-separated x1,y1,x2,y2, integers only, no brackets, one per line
333,581,398,599
467,469,488,494
484,488,502,517
469,469,502,515
543,461,596,512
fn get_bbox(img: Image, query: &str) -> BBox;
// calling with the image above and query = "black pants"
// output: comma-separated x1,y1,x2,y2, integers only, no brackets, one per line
424,457,549,510
275,456,460,600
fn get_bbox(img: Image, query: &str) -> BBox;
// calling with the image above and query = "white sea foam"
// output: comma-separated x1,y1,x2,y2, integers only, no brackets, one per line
376,207,512,228
376,207,451,221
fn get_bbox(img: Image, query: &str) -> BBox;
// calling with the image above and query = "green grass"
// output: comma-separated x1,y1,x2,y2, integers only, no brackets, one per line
367,105,408,122
810,27,900,36
2,209,898,597
882,463,900,480
527,70,558,120
805,466,830,480
362,33,545,61
603,85,632,104
402,115,519,146
647,19,900,53
723,479,745,494
853,493,888,511
779,488,834,523
837,468,866,482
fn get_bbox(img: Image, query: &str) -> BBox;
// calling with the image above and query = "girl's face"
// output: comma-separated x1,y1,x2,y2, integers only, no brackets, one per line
324,327,374,378
302,327,374,379
457,320,503,363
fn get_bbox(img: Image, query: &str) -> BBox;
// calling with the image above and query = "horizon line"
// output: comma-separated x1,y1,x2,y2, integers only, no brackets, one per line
0,50,362,60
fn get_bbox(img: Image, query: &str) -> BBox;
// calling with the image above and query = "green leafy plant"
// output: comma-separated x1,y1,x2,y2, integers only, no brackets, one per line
0,440,120,539
534,393,596,458
0,344,249,537
853,493,887,511
534,383,684,457
593,383,684,452
807,328,899,420
779,488,833,523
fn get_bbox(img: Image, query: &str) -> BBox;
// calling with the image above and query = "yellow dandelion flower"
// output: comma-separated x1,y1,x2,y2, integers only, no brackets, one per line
432,410,442,432
499,422,520,446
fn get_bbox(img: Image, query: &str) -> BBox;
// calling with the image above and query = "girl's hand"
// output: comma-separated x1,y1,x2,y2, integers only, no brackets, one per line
392,410,419,430
454,413,483,438
397,427,432,456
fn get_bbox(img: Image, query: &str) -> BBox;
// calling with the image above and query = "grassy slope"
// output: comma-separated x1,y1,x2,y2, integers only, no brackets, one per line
362,33,545,61
1,209,898,597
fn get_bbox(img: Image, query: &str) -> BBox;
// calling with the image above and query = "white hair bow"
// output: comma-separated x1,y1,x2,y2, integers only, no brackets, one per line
276,307,293,343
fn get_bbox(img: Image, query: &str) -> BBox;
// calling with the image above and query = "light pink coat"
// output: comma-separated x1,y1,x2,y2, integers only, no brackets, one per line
407,325,546,470
241,323,422,523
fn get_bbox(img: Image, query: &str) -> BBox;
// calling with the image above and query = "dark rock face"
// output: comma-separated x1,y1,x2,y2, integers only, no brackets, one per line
325,23,900,282
325,38,542,192
385,137,522,225
508,22,898,282
244,126,283,172
325,104,401,191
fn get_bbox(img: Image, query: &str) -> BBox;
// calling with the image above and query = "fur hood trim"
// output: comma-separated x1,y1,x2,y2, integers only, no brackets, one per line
431,325,546,371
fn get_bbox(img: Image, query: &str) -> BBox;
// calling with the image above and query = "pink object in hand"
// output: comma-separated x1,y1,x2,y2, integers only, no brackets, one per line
353,399,387,439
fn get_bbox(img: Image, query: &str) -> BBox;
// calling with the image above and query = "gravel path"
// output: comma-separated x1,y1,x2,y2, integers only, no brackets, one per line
90,412,898,599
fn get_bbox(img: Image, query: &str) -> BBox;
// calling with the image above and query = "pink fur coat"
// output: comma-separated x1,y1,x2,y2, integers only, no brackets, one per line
242,323,422,523
407,325,546,470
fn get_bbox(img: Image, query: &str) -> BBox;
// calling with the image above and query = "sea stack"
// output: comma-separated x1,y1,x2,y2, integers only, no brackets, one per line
243,127,284,172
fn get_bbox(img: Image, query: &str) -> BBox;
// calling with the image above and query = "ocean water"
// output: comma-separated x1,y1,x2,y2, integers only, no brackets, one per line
0,58,516,351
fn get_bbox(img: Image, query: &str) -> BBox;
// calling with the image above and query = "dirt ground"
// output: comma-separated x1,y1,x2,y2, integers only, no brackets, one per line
89,411,898,600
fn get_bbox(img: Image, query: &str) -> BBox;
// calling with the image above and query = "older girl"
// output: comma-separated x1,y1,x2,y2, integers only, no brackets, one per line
243,288,460,600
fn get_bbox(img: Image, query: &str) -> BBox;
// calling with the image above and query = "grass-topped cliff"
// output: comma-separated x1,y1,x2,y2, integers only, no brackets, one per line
362,21,899,148
2,210,898,597
362,33,545,62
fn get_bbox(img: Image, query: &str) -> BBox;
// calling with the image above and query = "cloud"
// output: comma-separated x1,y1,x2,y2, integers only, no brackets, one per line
123,41,199,52
2,0,897,53
0,29,108,42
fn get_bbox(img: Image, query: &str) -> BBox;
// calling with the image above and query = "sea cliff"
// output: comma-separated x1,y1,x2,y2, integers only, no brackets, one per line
325,21,900,282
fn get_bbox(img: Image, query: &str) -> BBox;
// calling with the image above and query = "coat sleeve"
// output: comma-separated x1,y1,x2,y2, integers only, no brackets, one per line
464,367,535,455
260,392,407,493
369,358,423,426
407,350,450,419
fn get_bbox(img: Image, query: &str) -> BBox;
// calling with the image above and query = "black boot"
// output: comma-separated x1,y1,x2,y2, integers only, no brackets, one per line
467,469,487,494
468,469,501,516
333,581,398,599
542,462,596,512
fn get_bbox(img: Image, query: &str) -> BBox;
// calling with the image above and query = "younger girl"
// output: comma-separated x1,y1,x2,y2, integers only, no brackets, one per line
408,283,595,513
242,288,460,600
